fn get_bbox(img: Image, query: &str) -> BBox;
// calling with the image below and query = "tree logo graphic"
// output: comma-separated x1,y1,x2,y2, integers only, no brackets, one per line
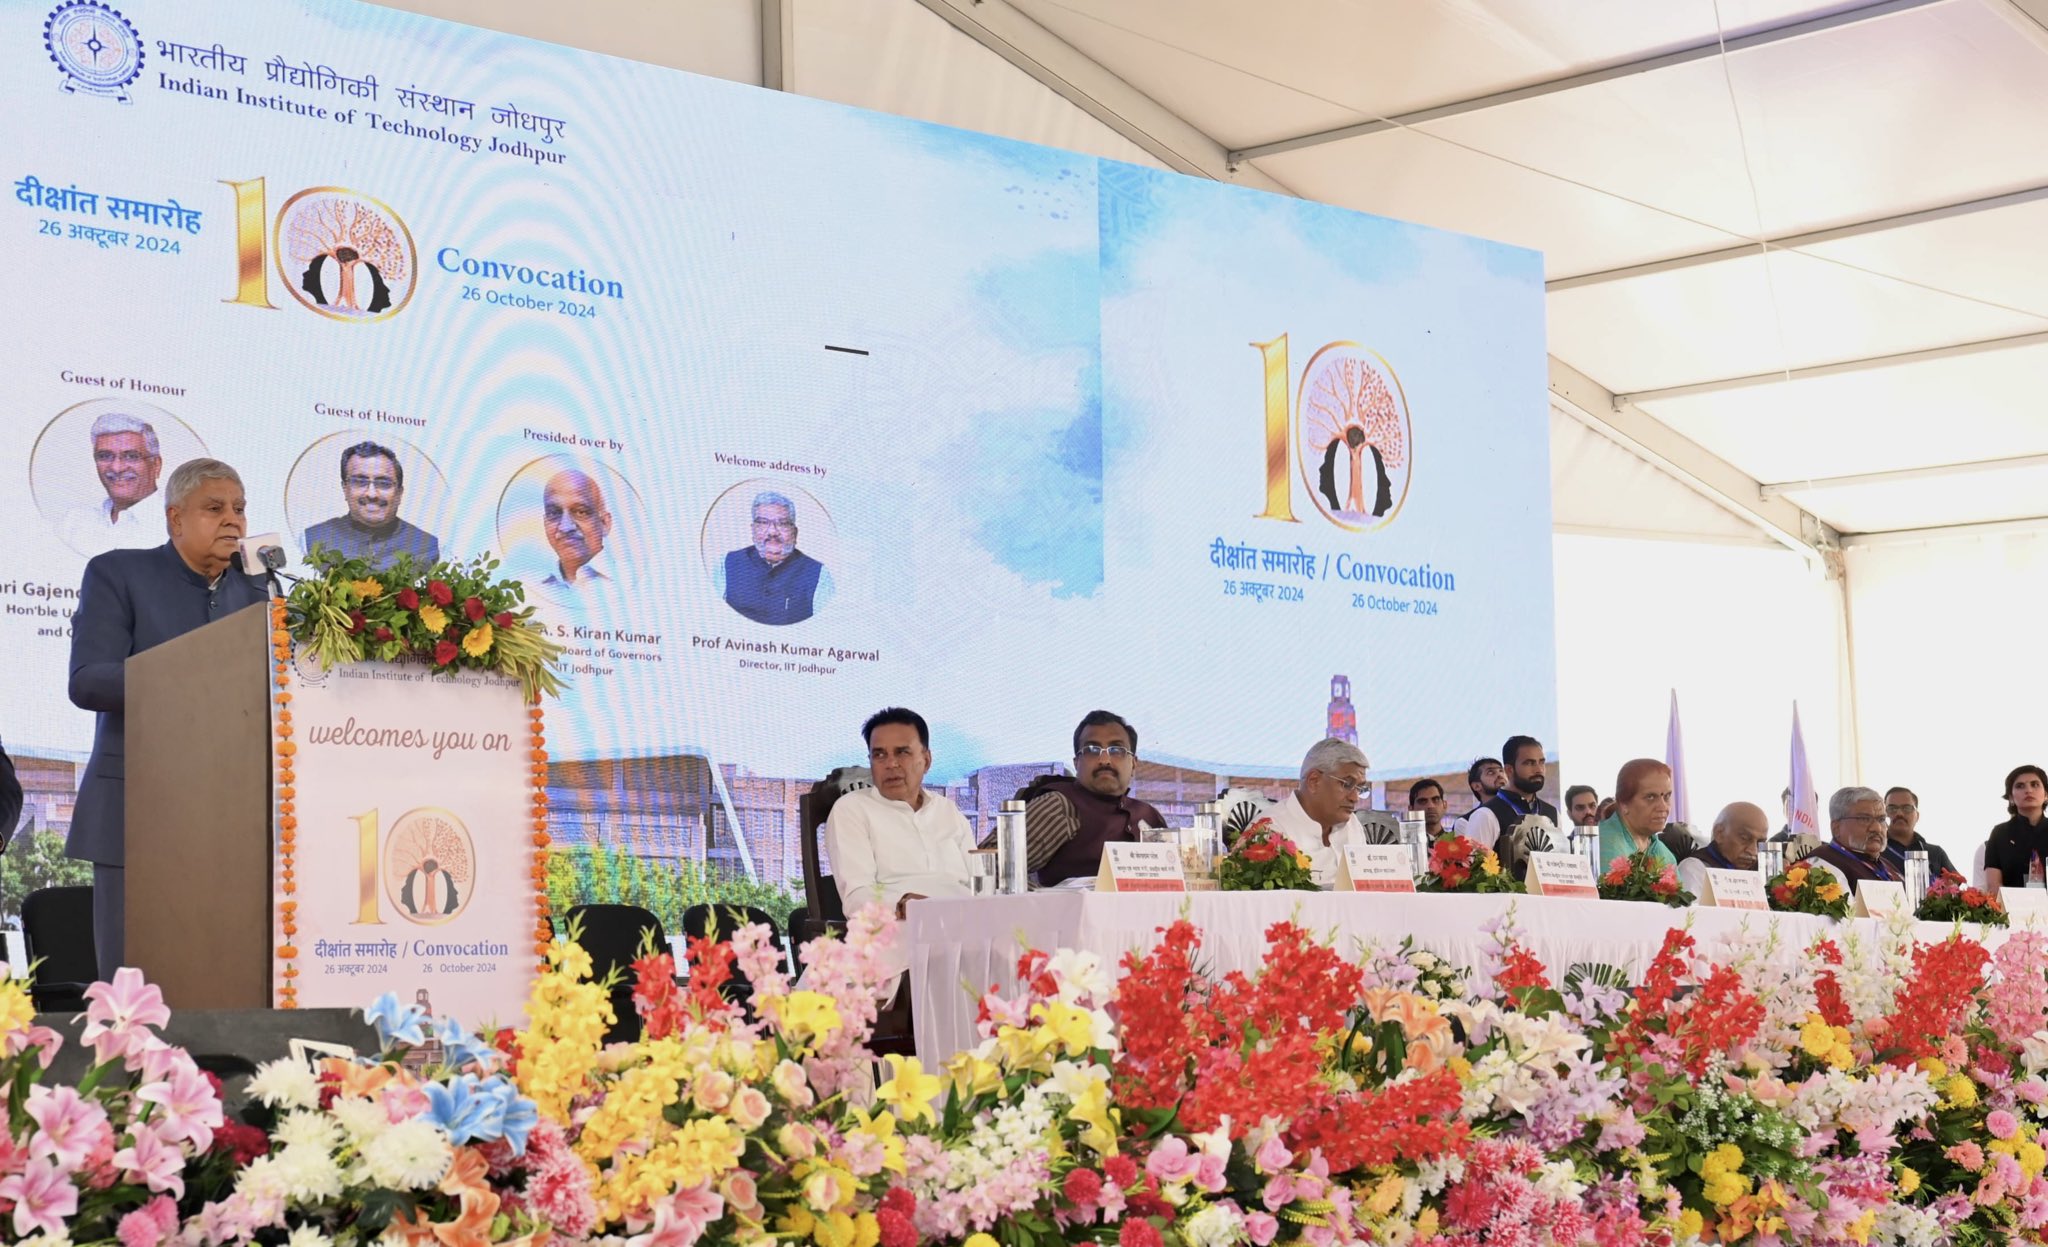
273,187,417,322
384,807,476,926
1295,343,1411,532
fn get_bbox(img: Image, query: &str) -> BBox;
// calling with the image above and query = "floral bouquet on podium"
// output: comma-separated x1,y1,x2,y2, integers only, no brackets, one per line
1598,850,1693,907
1215,817,1317,891
1416,833,1521,894
287,548,567,699
1766,859,1851,918
1916,868,2008,925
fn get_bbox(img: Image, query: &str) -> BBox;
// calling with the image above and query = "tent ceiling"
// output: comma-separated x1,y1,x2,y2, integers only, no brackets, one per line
994,0,2048,539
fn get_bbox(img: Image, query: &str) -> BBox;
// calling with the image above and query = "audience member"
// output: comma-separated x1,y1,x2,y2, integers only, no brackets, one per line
1878,785,1956,880
1984,764,2048,891
1597,759,1678,872
1676,802,1769,899
1564,784,1599,828
1462,735,1560,879
1408,778,1447,839
1016,710,1165,886
1807,786,1900,892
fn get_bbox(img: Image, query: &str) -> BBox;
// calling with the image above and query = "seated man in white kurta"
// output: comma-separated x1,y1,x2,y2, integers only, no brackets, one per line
1264,738,1373,888
824,706,976,931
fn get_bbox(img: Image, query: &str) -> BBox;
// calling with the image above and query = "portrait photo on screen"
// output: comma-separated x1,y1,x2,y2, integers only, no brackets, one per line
701,478,840,628
284,432,452,572
30,398,207,559
495,456,644,610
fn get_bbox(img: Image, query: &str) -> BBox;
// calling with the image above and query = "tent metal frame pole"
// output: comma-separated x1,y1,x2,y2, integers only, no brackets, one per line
1547,183,2048,291
760,0,794,91
1618,328,2048,405
1224,0,1948,167
1761,451,2048,497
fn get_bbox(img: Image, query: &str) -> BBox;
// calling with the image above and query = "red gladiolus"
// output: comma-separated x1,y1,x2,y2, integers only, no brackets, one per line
433,639,459,666
464,595,486,622
395,587,420,610
428,579,454,607
495,611,515,629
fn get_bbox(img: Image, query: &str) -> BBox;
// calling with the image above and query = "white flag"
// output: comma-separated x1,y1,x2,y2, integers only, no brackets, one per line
1665,689,1690,827
1788,702,1820,839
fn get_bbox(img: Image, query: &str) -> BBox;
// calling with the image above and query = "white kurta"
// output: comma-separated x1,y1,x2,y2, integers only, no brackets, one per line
1263,792,1358,890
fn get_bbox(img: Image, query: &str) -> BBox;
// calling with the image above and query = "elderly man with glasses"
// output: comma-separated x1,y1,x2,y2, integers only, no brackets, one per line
1808,786,1902,894
1012,710,1165,886
1877,786,1956,881
1266,737,1394,888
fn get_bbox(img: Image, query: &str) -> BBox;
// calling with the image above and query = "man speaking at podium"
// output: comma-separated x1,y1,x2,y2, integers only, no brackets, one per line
67,459,270,980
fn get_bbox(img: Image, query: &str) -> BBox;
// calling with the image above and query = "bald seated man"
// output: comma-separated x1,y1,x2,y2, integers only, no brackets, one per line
1676,801,1770,900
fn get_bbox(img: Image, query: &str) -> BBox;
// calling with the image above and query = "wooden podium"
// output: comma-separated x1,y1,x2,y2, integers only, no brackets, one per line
126,602,273,1009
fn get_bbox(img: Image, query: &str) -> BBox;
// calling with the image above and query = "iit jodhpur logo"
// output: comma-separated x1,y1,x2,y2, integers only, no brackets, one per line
44,1,144,102
1251,336,1412,532
219,179,418,321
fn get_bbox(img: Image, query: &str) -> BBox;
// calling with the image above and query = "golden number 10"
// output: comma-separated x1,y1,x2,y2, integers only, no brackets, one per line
221,177,276,309
1251,335,1297,523
351,809,383,924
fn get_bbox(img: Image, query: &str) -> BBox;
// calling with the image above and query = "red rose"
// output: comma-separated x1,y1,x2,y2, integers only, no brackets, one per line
494,611,515,629
1243,840,1277,863
464,595,486,622
375,626,394,643
434,639,459,666
428,579,454,607
348,610,367,634
395,587,420,610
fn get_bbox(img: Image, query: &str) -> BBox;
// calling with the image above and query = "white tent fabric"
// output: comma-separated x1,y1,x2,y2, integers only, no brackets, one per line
369,0,2029,826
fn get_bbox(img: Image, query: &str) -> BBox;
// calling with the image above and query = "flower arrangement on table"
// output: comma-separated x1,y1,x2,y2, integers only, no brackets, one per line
1415,831,1522,893
1768,859,1852,918
287,548,566,699
1598,850,1693,907
1915,868,2008,926
1214,816,1316,891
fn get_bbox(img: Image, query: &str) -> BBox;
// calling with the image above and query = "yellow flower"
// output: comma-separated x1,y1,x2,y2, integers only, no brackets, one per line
1294,852,1312,870
1846,1208,1877,1245
875,1054,942,1127
779,1208,817,1239
947,1050,1003,1099
1070,1077,1120,1157
1918,1057,1948,1080
0,980,34,1035
964,1236,999,1247
1798,1016,1835,1059
2021,1140,2048,1181
1897,1165,1920,1196
349,577,385,600
847,1108,906,1174
772,991,843,1047
1943,1073,1977,1108
852,1213,881,1247
1816,881,1844,903
1676,1209,1704,1241
1414,1208,1439,1239
1367,1174,1405,1217
417,602,449,635
1033,1000,1098,1058
548,939,595,983
1481,851,1502,877
461,621,494,657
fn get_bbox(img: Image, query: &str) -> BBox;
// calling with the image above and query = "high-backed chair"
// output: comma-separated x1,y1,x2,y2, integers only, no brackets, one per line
564,903,664,1043
796,767,873,949
21,885,95,1015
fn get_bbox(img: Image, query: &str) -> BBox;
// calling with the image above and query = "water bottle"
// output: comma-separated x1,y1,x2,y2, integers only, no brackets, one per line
1905,849,1930,909
995,799,1030,894
1759,841,1783,881
1195,801,1224,873
1401,811,1427,875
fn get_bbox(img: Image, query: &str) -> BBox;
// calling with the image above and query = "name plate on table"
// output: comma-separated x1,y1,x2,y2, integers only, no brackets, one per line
1095,842,1187,893
1526,851,1597,899
2004,887,2048,927
1854,880,1909,918
1338,845,1416,893
1702,869,1768,911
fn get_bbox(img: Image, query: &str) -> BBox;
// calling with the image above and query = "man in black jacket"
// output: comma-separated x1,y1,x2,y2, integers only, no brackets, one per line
0,737,21,850
1879,785,1957,880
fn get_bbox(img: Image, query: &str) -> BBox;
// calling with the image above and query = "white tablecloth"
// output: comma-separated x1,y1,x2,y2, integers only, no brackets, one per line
905,891,2014,1067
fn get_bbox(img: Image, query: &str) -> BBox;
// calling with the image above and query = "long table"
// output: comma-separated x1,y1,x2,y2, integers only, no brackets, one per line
905,891,2014,1067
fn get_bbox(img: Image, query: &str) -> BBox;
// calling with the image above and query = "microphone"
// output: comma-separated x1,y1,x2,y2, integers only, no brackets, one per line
238,534,296,593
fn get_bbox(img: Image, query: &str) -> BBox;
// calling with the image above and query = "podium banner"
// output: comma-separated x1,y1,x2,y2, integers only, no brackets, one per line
278,658,536,1023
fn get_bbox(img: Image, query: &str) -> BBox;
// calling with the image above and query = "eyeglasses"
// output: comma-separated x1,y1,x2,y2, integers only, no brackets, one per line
1885,803,1917,816
95,450,152,466
1330,776,1366,795
1078,743,1130,758
346,475,399,491
1836,813,1884,824
752,516,796,531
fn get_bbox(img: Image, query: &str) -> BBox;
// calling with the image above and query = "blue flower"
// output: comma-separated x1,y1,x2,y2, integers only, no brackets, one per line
434,1015,502,1071
363,993,429,1049
424,1073,494,1144
476,1075,539,1155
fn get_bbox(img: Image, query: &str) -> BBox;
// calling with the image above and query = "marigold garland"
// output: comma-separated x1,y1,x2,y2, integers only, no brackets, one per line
531,701,551,964
272,596,299,1008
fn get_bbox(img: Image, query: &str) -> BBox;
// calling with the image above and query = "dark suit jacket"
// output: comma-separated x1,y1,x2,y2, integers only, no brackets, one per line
0,739,21,850
67,542,270,866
